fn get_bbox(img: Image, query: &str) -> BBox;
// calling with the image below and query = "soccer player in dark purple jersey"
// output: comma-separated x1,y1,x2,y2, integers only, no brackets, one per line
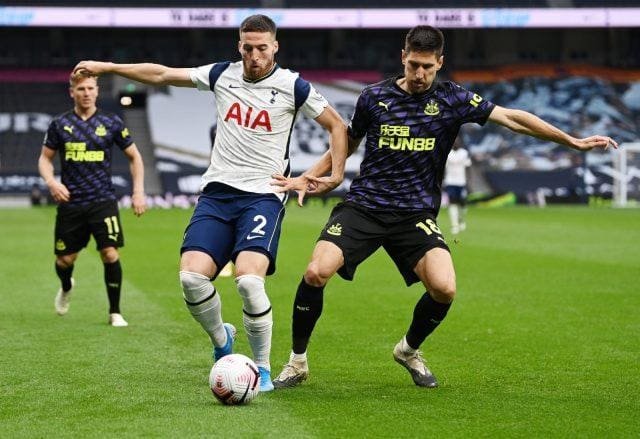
272,25,618,389
38,73,147,327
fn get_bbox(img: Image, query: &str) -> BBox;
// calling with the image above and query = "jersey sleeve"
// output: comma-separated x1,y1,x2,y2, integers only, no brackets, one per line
43,120,61,150
112,115,134,150
294,77,328,120
190,62,232,92
451,83,495,126
189,63,215,91
42,119,62,151
347,90,370,140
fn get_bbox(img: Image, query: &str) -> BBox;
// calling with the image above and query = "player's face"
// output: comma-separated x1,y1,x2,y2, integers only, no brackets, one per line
401,50,443,94
238,31,279,80
69,77,98,112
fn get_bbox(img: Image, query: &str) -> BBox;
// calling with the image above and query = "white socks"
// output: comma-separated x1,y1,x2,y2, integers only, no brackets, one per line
400,336,417,354
180,271,227,347
290,351,307,363
449,204,460,233
236,274,272,370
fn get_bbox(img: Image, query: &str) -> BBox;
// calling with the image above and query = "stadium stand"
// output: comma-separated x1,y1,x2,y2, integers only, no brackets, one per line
1,3,639,202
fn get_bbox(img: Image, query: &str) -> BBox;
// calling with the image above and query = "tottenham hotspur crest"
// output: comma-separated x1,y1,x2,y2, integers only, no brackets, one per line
270,90,279,104
424,100,439,116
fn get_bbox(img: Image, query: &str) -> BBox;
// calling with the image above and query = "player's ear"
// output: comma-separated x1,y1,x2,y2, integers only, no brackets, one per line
238,40,243,55
436,55,444,71
273,40,279,54
401,49,407,65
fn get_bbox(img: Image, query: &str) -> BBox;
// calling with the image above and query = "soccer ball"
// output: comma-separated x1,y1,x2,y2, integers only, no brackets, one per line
209,354,260,405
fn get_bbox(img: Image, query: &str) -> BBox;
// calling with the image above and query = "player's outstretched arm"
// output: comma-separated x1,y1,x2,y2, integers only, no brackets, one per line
73,61,194,88
488,105,618,151
38,146,70,203
124,144,147,217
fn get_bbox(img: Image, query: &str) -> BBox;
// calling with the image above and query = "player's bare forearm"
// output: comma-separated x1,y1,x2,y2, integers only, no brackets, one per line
304,136,359,179
73,61,193,87
38,146,70,202
327,124,347,184
126,144,147,216
37,148,56,187
489,106,617,152
310,106,348,182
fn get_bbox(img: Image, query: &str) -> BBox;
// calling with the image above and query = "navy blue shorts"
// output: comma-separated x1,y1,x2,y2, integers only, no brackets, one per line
181,183,285,276
445,185,467,205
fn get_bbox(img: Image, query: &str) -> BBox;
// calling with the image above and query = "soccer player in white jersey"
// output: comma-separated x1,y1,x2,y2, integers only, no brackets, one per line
444,139,472,235
74,14,347,392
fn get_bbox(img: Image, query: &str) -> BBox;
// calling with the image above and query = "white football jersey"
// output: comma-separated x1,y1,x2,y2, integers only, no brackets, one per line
444,148,471,186
190,61,328,198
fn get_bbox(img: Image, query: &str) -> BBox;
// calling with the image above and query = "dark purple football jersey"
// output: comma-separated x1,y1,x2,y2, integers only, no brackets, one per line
345,77,494,213
43,109,133,206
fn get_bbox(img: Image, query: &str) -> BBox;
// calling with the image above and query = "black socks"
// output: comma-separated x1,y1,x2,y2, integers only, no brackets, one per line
104,260,123,314
55,262,74,292
291,277,325,354
406,292,451,350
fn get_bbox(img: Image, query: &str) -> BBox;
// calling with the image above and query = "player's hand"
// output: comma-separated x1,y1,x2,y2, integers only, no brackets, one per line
304,174,343,195
72,61,111,77
131,192,147,217
571,136,618,152
47,180,70,203
271,174,316,206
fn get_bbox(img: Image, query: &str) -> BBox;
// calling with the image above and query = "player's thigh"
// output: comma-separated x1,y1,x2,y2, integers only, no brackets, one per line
384,212,450,287
180,250,218,278
304,240,345,285
181,199,236,273
414,247,456,302
234,197,285,275
54,204,91,255
88,200,124,250
235,250,270,278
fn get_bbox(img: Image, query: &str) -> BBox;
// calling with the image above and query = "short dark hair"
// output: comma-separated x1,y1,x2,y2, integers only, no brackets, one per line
239,14,277,37
404,26,444,56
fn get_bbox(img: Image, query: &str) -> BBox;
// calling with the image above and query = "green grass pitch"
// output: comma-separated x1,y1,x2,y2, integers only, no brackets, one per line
1,203,638,437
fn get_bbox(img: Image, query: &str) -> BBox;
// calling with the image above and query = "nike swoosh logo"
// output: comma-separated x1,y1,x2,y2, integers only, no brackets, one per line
246,235,263,240
229,84,243,88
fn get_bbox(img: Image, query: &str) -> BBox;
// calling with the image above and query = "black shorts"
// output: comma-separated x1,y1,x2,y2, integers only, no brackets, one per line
54,200,124,255
318,202,450,286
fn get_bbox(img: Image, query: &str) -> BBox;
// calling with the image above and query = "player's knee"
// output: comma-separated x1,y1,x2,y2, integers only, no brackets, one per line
100,247,119,263
236,274,271,315
430,281,456,303
303,262,331,287
179,270,212,303
56,254,76,268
